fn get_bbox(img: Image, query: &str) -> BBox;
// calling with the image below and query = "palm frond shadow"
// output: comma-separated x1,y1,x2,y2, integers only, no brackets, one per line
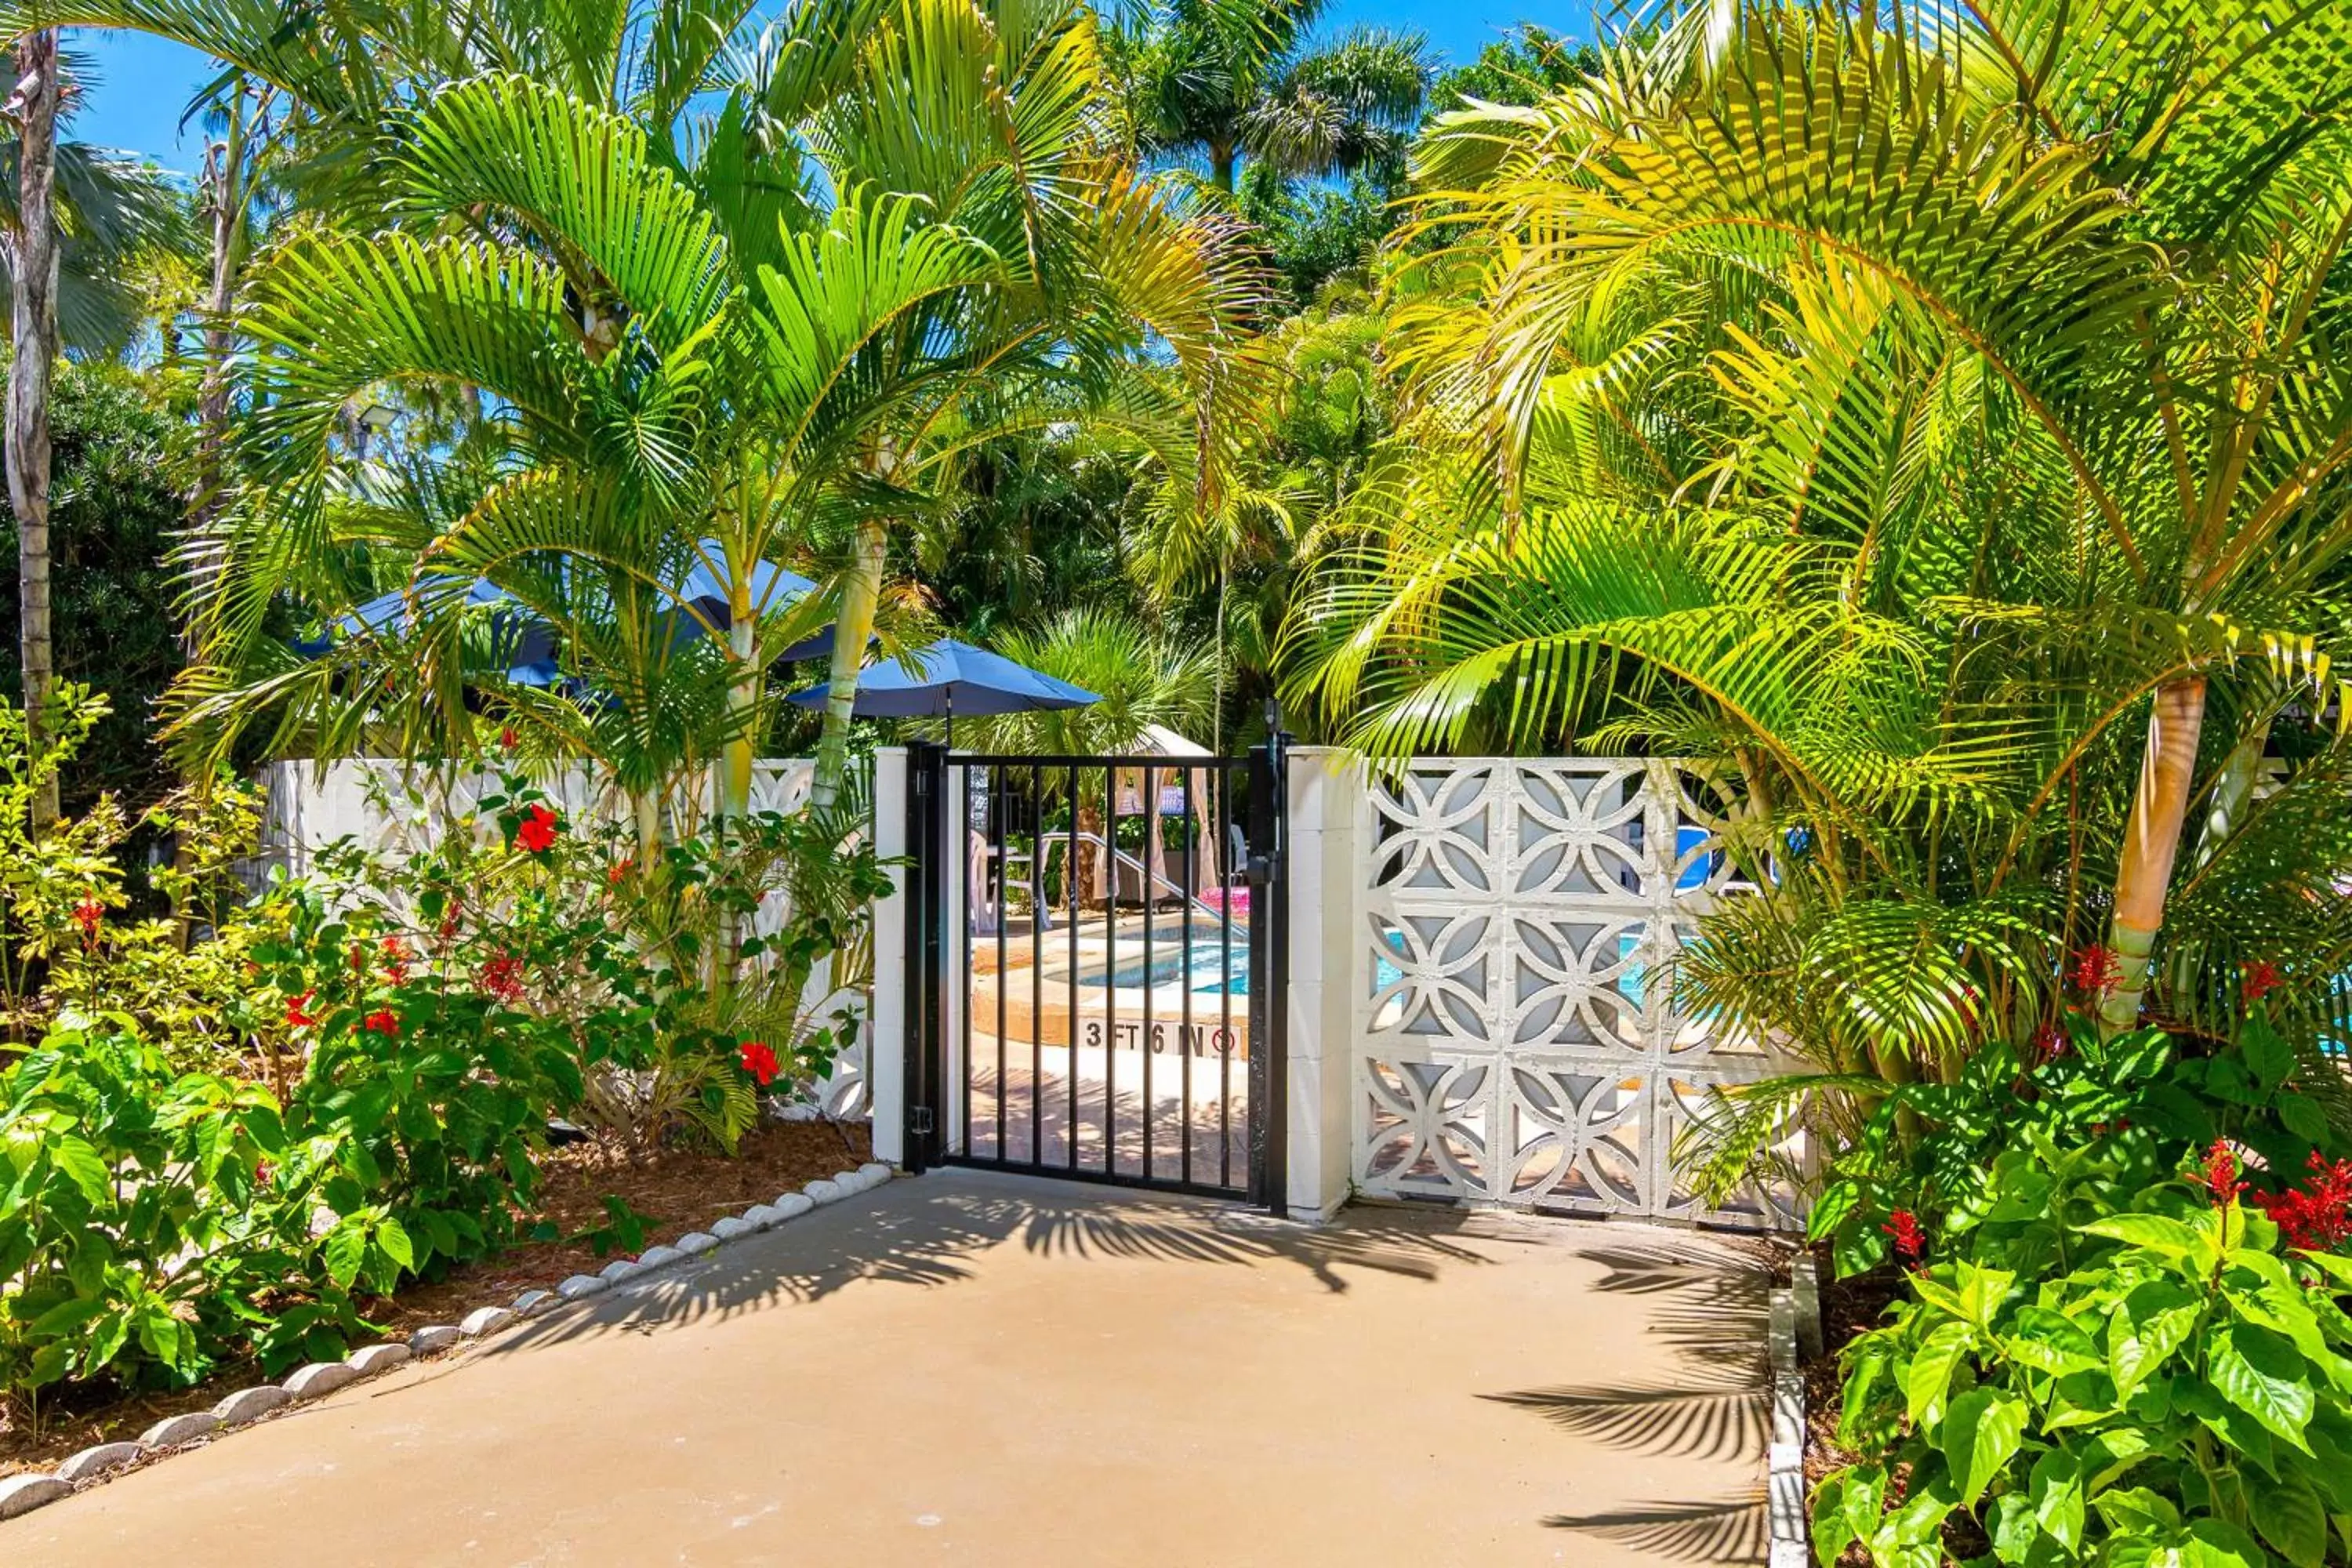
1485,1236,1777,1561
1543,1490,1769,1563
492,1167,1494,1356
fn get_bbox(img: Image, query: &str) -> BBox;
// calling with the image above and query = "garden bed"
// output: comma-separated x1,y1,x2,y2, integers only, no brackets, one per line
0,1118,873,1479
1800,1247,1901,1568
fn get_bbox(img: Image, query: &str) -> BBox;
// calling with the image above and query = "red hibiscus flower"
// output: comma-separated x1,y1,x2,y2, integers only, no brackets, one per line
364,1009,401,1036
2242,960,2284,1004
71,896,103,940
514,803,561,855
285,990,319,1029
1882,1210,1926,1265
738,1040,781,1087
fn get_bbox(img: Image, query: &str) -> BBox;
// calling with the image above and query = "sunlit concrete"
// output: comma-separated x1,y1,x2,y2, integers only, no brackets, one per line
15,1169,1770,1566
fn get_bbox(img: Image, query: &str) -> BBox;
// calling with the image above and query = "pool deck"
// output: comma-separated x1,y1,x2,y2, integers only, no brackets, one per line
13,1169,1773,1566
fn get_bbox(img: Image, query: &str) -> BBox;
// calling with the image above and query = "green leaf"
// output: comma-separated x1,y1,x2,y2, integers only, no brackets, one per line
2249,1472,2328,1568
2030,1449,2084,1552
48,1133,111,1205
2277,1093,2328,1145
1956,1262,2016,1330
2110,1281,2202,1399
2006,1305,2101,1377
2079,1213,2209,1265
2241,1018,2296,1092
2209,1324,2316,1449
322,1222,367,1290
2185,1518,2270,1568
1908,1321,1973,1427
1807,1180,1862,1245
373,1215,415,1274
1942,1387,2027,1507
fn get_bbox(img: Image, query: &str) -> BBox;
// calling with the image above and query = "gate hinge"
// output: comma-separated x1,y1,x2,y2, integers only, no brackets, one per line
911,1106,935,1134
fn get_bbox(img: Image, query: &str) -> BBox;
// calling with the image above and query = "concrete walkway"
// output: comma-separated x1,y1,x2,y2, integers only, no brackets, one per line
13,1170,1771,1566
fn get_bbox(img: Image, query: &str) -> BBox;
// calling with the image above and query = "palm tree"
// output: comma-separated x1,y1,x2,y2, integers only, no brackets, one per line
1283,2,2352,1105
180,2,1262,858
1109,0,1428,194
5,43,191,827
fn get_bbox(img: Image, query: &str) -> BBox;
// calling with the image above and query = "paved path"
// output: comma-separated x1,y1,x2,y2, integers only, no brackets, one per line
14,1170,1770,1566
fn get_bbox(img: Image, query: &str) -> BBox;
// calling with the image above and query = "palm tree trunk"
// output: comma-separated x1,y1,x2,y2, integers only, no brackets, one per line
9,31,59,831
715,577,758,1002
184,88,252,657
2099,676,2207,1034
810,516,885,811
1210,141,1236,194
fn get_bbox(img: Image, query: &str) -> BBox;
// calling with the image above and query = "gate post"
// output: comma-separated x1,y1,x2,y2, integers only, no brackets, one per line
1246,739,1288,1214
1279,746,1364,1221
867,748,910,1166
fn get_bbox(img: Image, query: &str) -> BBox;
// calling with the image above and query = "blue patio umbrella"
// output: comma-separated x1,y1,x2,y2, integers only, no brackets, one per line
785,637,1097,744
292,544,844,679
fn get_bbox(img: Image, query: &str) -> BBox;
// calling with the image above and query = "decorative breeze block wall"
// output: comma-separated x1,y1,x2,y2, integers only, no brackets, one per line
1352,758,1794,1227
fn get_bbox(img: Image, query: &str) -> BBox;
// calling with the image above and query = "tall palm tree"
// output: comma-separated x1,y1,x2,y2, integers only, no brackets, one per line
180,2,1262,841
5,42,192,826
1284,3,2352,1098
1109,0,1428,193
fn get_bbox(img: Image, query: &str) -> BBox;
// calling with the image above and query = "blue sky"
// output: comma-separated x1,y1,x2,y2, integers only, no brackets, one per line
71,3,1583,173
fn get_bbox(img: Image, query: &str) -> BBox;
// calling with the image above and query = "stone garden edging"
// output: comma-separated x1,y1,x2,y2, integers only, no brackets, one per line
0,1160,897,1524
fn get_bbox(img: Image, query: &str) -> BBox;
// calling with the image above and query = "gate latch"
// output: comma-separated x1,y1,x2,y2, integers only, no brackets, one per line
1245,852,1273,887
911,1106,935,1134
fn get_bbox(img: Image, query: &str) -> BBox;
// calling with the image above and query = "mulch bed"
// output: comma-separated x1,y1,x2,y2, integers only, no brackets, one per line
0,1118,872,1479
1803,1248,1906,1566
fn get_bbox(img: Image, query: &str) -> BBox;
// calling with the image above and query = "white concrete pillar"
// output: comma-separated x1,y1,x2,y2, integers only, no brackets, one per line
1283,746,1364,1221
867,747,909,1165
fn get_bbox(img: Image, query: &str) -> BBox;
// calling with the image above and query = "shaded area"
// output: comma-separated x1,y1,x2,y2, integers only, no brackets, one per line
495,1171,1494,1359
1488,1235,1777,1563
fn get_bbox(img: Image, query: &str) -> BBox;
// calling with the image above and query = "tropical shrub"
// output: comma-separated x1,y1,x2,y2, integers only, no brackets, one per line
1807,1006,2347,1278
1817,1142,2352,1568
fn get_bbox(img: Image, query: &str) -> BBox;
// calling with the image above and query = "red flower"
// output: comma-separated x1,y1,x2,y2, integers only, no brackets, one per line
71,896,103,939
1882,1210,1926,1265
2068,944,2121,996
2252,1152,2352,1253
350,940,368,974
738,1040,781,1087
480,953,526,1004
499,726,519,753
381,934,411,984
2242,960,2284,1004
364,1009,401,1037
514,803,560,855
285,989,318,1029
439,899,462,942
607,858,633,887
2198,1139,2245,1207
2029,1022,2069,1065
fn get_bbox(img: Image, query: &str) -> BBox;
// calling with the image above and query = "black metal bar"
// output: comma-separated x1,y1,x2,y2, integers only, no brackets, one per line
992,766,1007,1161
1067,763,1080,1172
1141,764,1155,1181
1030,764,1044,1169
1247,739,1289,1216
1218,760,1234,1189
1104,761,1119,1178
903,741,948,1174
1179,764,1196,1188
936,1154,1244,1203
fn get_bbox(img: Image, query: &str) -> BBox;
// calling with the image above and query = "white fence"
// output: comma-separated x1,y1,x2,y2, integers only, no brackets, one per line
249,758,870,1120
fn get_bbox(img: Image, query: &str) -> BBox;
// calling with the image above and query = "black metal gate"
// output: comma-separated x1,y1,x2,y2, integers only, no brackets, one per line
901,740,1287,1210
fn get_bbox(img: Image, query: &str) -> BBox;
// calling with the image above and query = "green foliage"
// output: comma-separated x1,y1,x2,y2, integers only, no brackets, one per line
1802,1010,2348,1278
0,361,190,815
1427,24,1601,111
1818,1156,2352,1568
